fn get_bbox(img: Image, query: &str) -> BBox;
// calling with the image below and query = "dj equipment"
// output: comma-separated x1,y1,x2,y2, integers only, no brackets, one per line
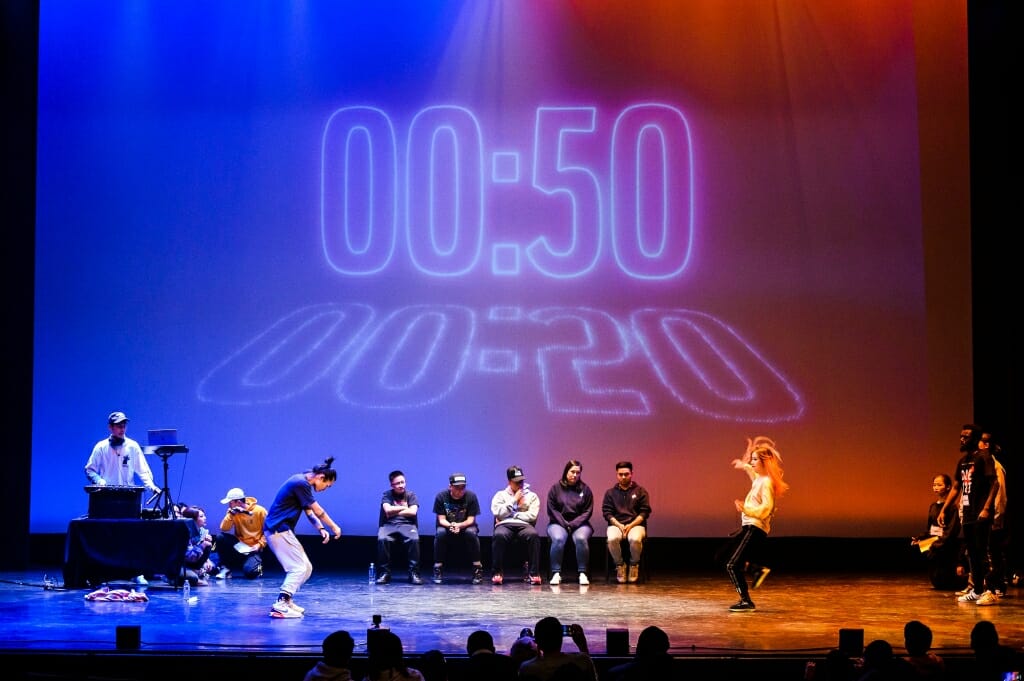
84,485,145,519
143,430,189,518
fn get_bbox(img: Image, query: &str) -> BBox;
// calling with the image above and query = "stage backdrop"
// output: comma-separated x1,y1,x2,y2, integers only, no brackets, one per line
33,1,972,538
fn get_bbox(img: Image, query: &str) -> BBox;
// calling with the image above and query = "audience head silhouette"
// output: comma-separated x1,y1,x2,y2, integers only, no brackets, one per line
466,629,495,655
322,629,354,668
534,616,566,654
635,625,670,657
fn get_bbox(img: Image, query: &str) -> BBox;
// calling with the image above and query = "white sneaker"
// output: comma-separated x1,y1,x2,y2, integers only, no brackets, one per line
270,600,303,618
976,591,999,606
628,564,639,583
957,590,980,603
215,567,230,579
549,572,562,585
132,575,148,586
578,573,590,586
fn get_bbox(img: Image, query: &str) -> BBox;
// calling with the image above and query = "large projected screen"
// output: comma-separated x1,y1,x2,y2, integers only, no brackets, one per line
33,2,972,537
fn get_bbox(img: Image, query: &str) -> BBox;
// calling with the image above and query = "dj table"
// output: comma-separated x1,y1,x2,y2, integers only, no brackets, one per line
62,518,194,588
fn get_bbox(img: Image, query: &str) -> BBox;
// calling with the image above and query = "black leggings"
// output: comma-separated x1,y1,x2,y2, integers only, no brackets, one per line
725,525,767,599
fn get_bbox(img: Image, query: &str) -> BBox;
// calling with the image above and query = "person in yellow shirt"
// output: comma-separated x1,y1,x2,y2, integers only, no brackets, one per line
216,486,268,579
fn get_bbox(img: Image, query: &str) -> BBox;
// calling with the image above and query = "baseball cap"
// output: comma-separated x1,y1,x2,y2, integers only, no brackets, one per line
507,466,525,482
220,487,246,504
449,473,467,486
108,411,129,425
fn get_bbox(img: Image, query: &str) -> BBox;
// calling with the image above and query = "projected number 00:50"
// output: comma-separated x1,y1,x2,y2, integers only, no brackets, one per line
321,104,694,280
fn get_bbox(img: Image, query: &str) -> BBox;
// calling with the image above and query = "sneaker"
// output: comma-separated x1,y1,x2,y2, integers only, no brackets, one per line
409,571,423,585
132,575,148,586
957,590,980,603
729,599,756,612
270,600,303,618
578,573,590,586
976,591,999,606
550,572,562,586
215,567,230,580
375,572,391,585
627,564,639,583
752,567,771,589
433,565,443,585
956,585,975,597
492,573,504,585
528,575,542,585
471,566,484,585
994,589,1006,598
615,564,627,584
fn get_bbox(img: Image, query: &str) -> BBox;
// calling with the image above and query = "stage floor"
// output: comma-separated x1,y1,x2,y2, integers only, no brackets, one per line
2,566,1022,660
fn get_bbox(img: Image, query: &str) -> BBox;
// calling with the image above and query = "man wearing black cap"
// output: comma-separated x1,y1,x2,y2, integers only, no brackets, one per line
432,472,484,584
83,411,162,586
490,465,542,585
84,411,161,495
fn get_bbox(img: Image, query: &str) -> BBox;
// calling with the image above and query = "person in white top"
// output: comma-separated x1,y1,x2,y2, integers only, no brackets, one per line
723,436,789,612
84,411,161,494
490,465,541,585
83,410,162,585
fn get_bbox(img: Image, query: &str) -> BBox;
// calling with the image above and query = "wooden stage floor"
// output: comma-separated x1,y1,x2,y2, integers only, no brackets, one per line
2,567,1022,661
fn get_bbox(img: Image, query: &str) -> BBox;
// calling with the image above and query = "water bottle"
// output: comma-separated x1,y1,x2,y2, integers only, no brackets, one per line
182,580,191,602
368,562,376,584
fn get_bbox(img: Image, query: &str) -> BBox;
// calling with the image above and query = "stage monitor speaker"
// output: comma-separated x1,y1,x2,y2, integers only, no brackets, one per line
606,628,629,657
839,628,864,657
367,626,391,653
116,625,141,650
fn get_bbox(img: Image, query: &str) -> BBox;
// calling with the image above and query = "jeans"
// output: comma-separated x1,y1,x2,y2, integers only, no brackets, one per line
547,523,592,573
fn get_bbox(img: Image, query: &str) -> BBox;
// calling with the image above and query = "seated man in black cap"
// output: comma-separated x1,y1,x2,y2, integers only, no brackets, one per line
490,465,542,584
432,472,484,584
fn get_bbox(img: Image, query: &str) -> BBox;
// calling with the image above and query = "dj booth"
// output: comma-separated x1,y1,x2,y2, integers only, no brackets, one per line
62,484,193,588
63,518,193,588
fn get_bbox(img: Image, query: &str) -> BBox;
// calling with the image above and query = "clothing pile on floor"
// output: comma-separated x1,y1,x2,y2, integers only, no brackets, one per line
84,586,150,602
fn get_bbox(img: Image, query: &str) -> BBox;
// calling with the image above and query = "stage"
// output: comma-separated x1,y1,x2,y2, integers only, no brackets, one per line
2,564,1022,680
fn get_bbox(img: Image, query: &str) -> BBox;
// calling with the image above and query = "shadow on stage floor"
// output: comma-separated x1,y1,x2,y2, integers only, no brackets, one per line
1,564,1021,680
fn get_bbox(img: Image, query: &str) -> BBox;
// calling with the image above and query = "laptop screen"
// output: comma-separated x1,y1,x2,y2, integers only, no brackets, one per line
147,429,178,446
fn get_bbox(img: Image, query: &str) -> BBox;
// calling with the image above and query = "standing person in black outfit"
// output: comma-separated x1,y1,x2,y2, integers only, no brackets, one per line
940,424,1000,605
911,473,966,591
546,459,594,586
375,470,422,585
981,432,1011,596
602,461,652,584
431,473,484,584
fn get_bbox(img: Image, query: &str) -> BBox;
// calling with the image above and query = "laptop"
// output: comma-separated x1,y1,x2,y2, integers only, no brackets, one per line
147,429,178,446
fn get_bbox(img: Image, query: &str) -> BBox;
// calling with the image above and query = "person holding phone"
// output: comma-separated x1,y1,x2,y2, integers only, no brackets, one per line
517,616,597,681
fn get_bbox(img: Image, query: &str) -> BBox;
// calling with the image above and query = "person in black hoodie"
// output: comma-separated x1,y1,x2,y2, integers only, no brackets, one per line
545,460,594,586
